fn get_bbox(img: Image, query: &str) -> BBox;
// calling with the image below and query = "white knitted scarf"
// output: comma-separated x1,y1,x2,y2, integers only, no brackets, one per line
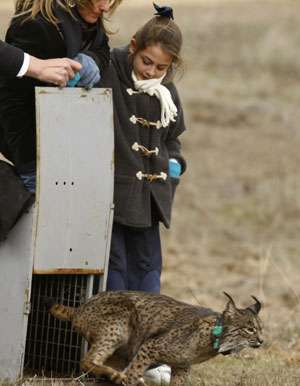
132,71,177,128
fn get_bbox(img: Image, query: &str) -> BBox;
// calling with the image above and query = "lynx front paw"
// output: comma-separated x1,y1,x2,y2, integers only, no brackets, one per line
125,375,146,386
109,371,127,385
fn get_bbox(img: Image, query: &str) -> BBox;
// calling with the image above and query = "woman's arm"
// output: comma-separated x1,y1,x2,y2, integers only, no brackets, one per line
0,40,24,77
0,39,81,86
83,32,110,74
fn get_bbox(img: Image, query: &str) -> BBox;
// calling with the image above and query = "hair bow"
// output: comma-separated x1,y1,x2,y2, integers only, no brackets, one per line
153,2,174,20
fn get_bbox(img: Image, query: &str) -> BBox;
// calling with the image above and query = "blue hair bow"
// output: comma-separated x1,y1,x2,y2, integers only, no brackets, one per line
153,2,174,20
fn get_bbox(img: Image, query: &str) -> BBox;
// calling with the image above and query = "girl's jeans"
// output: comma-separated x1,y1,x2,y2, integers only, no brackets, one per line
20,169,36,194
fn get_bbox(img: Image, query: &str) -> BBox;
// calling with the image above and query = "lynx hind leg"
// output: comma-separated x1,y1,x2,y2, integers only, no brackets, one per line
81,342,127,385
170,367,190,386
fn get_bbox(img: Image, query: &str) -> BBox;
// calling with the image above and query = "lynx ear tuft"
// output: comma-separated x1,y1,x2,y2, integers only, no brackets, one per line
223,292,234,303
223,292,238,318
246,295,262,315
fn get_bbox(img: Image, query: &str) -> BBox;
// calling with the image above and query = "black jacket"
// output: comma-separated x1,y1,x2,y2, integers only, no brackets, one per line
98,45,187,228
0,160,34,241
0,40,24,78
0,5,109,174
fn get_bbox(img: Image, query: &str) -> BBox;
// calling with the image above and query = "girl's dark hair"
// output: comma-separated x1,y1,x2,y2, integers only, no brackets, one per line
132,16,184,81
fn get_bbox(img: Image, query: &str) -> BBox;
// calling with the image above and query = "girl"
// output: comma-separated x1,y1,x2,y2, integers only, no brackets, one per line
99,3,187,295
0,0,122,191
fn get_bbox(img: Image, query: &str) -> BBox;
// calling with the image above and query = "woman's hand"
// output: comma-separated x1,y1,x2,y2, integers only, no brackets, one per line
26,56,82,87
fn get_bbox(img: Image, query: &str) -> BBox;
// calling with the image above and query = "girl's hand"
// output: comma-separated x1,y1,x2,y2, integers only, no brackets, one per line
169,159,181,178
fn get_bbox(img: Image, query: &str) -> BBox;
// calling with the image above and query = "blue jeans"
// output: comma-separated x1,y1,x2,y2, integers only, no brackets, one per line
20,169,36,194
106,222,162,293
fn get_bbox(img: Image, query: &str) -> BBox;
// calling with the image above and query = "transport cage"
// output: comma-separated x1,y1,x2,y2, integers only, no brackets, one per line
0,88,114,382
24,274,89,377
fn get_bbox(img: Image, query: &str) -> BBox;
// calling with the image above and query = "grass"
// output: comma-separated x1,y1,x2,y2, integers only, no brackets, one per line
187,355,300,386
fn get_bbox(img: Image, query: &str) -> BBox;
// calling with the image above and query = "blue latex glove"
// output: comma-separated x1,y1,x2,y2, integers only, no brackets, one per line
72,53,100,90
67,72,81,87
169,159,181,178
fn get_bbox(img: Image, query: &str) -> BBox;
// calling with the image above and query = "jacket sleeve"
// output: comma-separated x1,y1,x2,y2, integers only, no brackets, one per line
0,16,56,173
0,40,24,78
84,33,110,74
165,83,187,175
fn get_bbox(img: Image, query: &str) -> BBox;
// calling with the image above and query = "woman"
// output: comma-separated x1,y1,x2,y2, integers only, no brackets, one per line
0,0,122,190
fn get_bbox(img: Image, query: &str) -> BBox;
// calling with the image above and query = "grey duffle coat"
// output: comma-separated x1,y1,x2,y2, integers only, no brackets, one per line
98,45,187,229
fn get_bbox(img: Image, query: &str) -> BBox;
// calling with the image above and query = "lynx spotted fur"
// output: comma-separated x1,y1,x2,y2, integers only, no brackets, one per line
44,291,263,386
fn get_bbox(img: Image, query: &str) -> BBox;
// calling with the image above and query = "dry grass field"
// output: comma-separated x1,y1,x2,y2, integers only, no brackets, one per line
1,0,300,385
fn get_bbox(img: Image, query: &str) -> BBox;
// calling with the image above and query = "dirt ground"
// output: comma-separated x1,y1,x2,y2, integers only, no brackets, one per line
1,0,300,383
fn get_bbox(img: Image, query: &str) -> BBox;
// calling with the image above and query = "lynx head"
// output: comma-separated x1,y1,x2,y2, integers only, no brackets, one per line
216,292,264,356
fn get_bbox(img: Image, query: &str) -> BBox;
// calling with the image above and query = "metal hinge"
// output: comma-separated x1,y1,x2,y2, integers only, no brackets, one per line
23,302,31,315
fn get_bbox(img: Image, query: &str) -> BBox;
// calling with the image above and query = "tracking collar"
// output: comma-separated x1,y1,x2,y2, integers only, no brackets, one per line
213,315,223,351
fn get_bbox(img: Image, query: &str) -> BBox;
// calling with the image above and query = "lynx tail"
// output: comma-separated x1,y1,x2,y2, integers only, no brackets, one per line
43,297,74,322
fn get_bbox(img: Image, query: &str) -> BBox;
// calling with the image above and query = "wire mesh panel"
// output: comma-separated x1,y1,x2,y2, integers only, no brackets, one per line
24,274,90,377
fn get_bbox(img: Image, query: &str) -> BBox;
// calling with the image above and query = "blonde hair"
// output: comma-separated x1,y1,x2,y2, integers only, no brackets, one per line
14,0,122,31
132,16,184,81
